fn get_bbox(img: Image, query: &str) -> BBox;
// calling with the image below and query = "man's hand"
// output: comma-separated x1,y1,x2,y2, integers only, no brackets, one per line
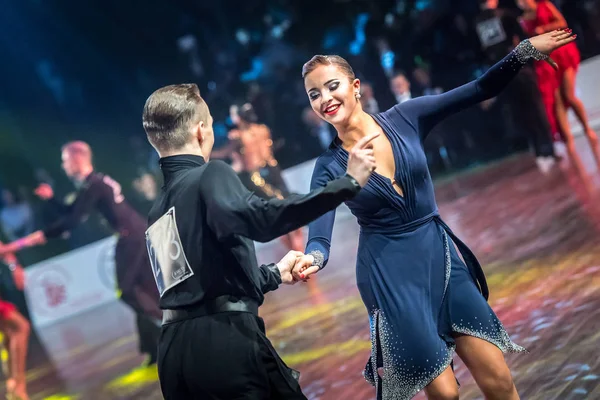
291,254,320,282
276,250,305,285
34,183,54,200
346,133,379,187
26,231,47,247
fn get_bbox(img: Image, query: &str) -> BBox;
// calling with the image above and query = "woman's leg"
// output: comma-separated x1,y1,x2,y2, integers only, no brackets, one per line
562,67,596,138
423,365,459,400
455,335,518,400
554,87,577,151
0,309,30,400
560,68,600,167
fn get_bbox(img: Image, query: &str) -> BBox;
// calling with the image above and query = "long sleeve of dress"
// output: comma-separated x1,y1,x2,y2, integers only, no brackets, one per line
42,184,99,238
201,160,359,243
304,158,337,269
399,40,542,140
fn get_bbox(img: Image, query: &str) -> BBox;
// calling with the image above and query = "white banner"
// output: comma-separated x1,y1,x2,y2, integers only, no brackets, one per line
24,236,118,328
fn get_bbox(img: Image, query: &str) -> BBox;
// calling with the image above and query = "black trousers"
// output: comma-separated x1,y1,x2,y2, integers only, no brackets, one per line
115,234,162,359
499,66,555,158
158,311,307,400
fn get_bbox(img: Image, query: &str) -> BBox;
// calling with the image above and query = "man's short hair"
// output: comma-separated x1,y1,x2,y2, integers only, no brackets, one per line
142,83,209,152
62,141,92,159
391,70,407,80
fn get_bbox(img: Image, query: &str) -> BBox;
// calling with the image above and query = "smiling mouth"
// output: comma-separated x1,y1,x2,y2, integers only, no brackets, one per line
323,104,341,116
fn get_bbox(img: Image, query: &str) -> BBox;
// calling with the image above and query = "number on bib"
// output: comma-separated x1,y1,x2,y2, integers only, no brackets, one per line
476,17,507,48
145,207,193,297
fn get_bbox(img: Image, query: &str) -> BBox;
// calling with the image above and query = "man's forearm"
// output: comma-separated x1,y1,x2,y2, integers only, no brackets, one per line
224,175,359,243
258,263,282,294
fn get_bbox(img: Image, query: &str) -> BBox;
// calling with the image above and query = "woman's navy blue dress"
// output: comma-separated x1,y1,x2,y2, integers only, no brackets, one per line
305,43,537,399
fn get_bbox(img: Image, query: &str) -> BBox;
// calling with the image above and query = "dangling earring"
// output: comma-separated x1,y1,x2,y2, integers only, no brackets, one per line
355,92,362,100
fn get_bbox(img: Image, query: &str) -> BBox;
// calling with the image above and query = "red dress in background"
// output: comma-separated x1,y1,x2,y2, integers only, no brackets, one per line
520,0,580,139
0,300,16,319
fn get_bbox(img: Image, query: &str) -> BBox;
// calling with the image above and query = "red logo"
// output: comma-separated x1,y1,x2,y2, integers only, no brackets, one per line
42,278,67,307
26,265,71,316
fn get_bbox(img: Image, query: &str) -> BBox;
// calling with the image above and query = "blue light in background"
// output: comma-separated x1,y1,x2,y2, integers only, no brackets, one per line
416,0,433,11
349,13,369,55
381,51,395,75
240,58,264,82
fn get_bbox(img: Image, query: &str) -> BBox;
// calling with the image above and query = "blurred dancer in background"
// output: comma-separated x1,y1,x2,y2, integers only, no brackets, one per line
518,0,600,166
0,248,29,400
222,103,305,252
0,142,161,368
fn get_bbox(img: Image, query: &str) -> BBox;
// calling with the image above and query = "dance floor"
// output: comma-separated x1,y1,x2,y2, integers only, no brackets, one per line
11,141,600,399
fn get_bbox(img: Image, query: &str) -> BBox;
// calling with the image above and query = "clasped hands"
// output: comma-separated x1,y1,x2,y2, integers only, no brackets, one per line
276,251,320,285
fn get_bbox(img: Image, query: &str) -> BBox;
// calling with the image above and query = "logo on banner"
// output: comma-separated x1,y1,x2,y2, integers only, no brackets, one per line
145,207,194,297
27,265,71,315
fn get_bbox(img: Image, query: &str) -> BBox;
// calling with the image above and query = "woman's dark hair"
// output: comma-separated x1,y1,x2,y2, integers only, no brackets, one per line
302,55,356,80
238,103,258,123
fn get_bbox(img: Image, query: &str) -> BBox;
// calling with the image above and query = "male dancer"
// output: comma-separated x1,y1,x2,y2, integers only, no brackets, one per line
475,0,556,172
0,142,161,365
142,83,376,399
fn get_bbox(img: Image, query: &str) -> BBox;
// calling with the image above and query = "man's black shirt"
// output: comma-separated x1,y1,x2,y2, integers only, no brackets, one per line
43,172,147,238
146,155,360,310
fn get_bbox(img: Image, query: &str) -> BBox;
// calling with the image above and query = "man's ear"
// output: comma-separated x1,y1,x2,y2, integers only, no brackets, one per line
196,120,204,143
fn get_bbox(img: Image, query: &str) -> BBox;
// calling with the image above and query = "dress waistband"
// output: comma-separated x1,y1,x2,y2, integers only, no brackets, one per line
359,211,439,235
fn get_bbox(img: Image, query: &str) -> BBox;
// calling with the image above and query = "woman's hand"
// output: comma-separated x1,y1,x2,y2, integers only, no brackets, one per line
529,28,577,70
291,254,320,282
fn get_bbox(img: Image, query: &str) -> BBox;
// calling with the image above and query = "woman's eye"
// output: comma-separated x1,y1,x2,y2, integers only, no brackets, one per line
329,82,339,91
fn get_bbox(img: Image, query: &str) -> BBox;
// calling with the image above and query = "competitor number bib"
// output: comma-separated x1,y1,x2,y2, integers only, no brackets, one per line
145,207,193,297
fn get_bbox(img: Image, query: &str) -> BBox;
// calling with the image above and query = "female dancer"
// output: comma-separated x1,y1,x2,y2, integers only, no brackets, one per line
294,30,576,399
0,250,30,400
228,103,305,252
518,0,600,164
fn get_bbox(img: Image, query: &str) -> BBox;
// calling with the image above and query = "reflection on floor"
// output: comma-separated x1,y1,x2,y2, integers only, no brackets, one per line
8,144,600,399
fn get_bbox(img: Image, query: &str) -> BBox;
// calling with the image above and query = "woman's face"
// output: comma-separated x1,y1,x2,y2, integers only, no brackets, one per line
304,64,360,126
